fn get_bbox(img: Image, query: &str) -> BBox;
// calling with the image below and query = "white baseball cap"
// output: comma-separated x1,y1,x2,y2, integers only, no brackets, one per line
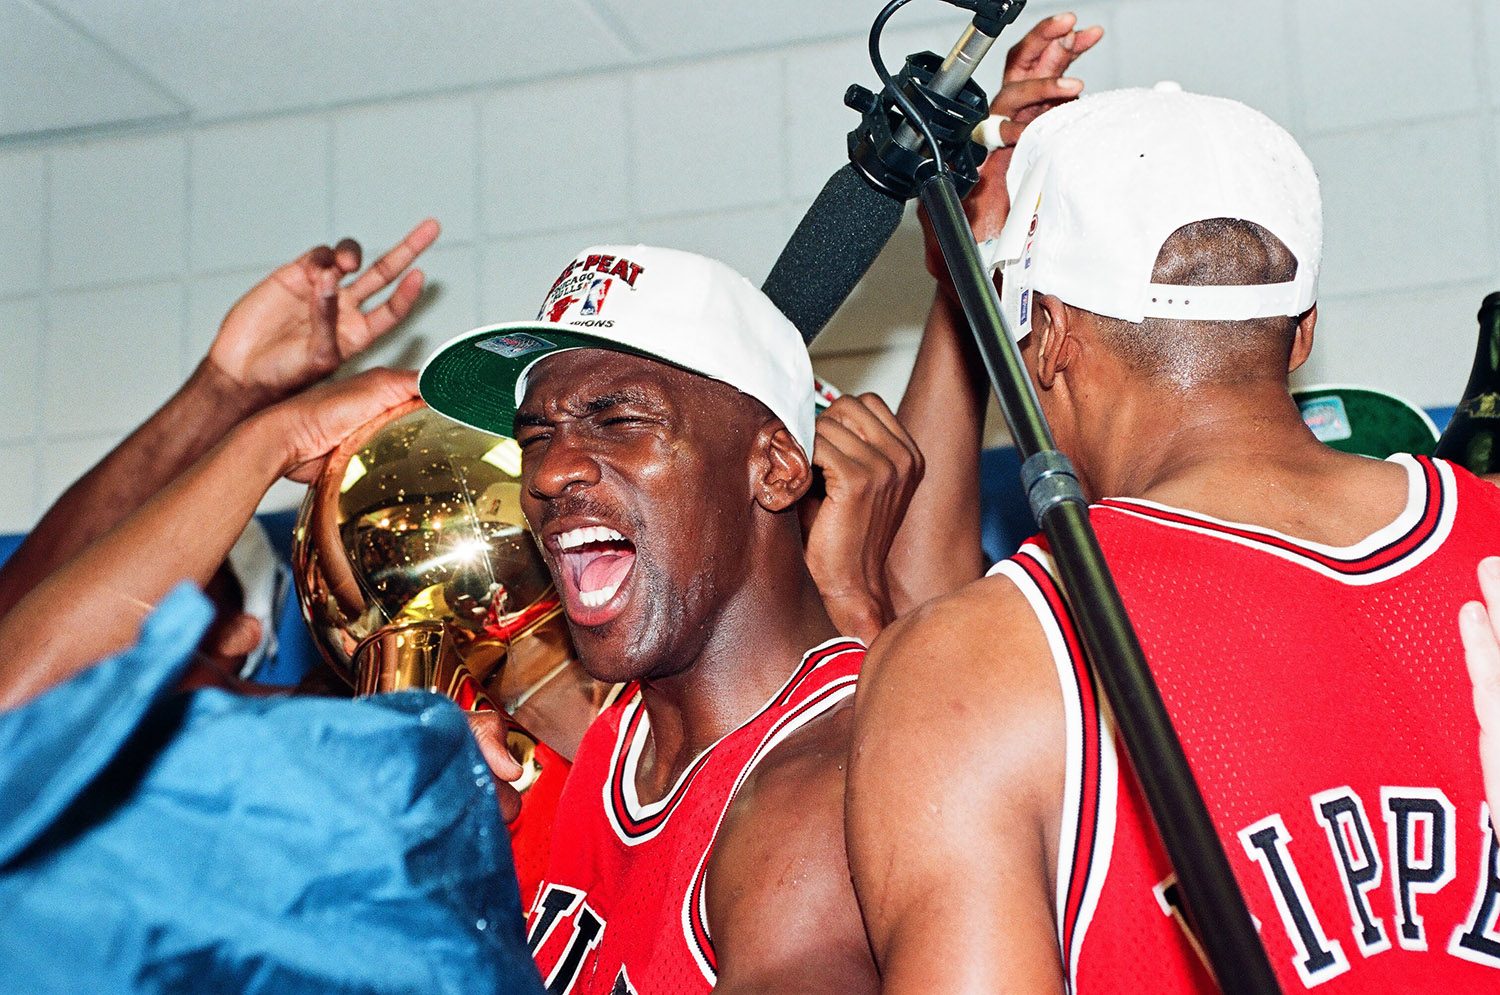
987,82,1323,340
419,245,816,458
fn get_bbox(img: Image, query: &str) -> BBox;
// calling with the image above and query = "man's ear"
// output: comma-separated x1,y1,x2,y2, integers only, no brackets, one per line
1033,294,1079,389
1288,304,1317,373
753,423,812,513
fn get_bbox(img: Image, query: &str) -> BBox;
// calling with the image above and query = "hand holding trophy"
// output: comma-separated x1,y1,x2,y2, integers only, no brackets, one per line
292,400,605,904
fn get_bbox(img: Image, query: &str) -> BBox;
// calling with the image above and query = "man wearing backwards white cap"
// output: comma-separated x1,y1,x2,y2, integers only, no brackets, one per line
850,85,1500,992
420,245,903,993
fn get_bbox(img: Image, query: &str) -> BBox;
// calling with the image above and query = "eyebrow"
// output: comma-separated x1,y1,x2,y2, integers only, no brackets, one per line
513,388,658,428
582,389,652,415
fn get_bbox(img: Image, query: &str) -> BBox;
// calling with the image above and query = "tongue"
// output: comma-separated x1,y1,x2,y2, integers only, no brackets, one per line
579,550,635,595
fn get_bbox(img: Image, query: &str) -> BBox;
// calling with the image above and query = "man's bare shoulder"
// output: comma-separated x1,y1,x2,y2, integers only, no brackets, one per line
856,569,1064,819
863,568,1054,705
846,569,1070,990
706,700,876,994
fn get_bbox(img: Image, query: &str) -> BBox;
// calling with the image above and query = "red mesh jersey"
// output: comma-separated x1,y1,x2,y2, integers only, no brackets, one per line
525,639,864,995
992,455,1500,992
509,739,570,913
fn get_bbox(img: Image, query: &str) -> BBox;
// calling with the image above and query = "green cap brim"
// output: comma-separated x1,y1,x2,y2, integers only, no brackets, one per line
1293,385,1439,459
418,323,659,439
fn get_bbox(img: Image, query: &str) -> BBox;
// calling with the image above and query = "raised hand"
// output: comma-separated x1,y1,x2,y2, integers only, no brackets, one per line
259,367,422,483
803,394,925,642
207,219,441,407
924,13,1103,280
1461,556,1500,832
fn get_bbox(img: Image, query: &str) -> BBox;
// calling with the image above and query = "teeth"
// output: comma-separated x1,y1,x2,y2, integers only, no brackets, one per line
578,579,623,608
556,525,627,551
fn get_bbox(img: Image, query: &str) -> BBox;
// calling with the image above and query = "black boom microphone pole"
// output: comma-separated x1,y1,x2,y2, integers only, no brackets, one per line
761,2,1280,991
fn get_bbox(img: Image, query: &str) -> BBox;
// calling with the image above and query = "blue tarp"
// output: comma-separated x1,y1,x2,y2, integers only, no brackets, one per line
0,584,544,994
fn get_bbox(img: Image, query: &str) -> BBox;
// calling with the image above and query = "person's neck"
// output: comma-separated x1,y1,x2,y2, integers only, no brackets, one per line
1072,378,1414,547
1074,384,1320,501
633,531,838,803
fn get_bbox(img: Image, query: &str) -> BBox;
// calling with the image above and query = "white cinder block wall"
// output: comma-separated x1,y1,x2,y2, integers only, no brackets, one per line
2,0,1498,532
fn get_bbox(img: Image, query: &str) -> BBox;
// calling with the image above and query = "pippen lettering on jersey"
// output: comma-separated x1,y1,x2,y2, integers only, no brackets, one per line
1159,789,1500,988
549,255,646,294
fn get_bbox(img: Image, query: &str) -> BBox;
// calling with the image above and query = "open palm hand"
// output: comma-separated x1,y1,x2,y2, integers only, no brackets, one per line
207,218,440,406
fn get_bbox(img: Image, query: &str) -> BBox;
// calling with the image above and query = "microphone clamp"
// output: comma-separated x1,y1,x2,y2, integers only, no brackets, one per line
843,50,990,202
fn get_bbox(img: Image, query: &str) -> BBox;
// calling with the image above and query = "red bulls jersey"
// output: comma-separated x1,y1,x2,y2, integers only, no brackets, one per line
509,738,571,912
526,638,863,994
992,455,1500,992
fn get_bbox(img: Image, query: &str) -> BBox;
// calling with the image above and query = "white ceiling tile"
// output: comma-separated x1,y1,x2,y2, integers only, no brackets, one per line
48,0,633,120
1486,1,1500,107
0,440,38,532
632,53,785,216
590,0,964,59
1296,0,1481,133
0,0,182,138
1307,116,1496,297
1113,0,1286,120
785,36,878,202
0,297,42,441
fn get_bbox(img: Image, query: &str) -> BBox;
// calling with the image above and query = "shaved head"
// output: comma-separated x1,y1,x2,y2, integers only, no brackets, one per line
1085,218,1303,389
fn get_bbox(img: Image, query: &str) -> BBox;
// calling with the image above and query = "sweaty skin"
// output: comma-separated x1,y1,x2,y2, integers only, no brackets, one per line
848,293,1420,992
514,349,876,993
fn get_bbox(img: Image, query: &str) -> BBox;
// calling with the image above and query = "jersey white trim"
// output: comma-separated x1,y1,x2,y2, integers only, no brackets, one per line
989,548,1118,991
680,674,860,985
601,638,864,846
1099,455,1455,586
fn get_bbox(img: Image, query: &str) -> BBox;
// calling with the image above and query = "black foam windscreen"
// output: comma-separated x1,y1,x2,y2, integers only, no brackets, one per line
761,163,907,344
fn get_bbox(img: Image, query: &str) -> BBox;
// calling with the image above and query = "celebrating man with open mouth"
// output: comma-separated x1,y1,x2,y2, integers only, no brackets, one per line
419,245,878,994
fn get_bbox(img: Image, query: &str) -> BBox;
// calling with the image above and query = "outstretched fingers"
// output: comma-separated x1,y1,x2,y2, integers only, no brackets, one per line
362,268,426,339
1005,14,1103,77
347,218,440,304
1003,13,1079,77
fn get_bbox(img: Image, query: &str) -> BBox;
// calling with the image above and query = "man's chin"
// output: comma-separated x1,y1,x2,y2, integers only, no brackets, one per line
564,617,645,686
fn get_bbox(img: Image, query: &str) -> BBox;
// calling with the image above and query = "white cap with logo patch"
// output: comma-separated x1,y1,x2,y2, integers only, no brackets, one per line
985,82,1323,340
420,245,817,459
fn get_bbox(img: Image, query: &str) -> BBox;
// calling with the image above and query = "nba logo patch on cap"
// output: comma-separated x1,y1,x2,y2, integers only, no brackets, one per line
536,251,649,328
581,277,612,316
476,332,556,359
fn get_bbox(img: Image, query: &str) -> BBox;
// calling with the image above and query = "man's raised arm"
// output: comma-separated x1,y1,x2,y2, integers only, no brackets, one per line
886,15,1102,614
0,369,419,709
0,220,438,618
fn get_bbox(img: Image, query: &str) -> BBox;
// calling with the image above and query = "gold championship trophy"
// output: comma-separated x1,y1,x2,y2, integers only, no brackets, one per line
292,400,603,900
